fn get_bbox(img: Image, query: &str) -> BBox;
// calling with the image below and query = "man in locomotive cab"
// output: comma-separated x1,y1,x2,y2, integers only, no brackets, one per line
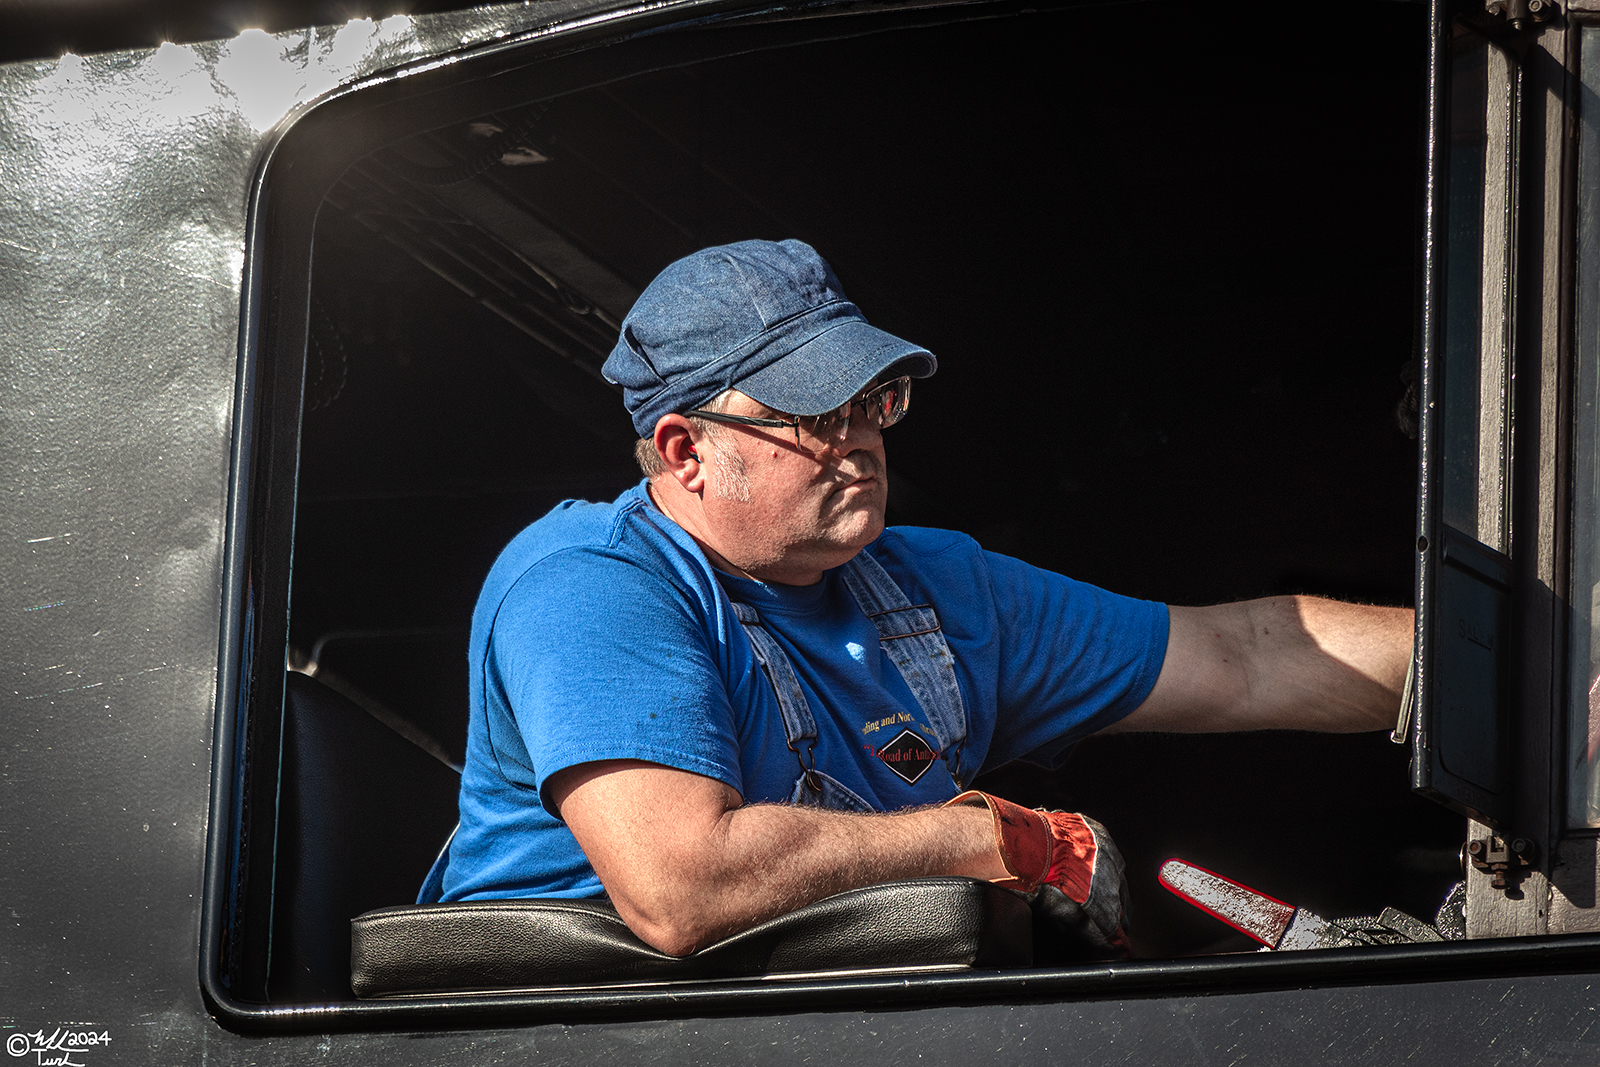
422,238,1412,957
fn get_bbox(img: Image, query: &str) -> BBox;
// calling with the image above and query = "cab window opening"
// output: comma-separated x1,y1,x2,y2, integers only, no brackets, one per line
224,0,1475,1011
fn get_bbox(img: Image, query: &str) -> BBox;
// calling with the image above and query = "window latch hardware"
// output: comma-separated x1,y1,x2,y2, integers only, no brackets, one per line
1466,833,1536,893
1483,0,1558,30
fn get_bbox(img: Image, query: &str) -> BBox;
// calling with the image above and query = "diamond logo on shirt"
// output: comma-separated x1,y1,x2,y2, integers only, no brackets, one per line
877,728,938,785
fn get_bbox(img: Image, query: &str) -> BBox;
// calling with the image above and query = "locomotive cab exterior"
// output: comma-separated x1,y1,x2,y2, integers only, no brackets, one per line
8,0,1600,1060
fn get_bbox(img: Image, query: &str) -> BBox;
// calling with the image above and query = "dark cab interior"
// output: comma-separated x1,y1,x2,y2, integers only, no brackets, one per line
251,0,1467,1001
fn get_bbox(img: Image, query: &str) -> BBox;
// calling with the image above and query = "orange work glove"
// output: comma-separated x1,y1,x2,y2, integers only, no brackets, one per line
946,789,1130,956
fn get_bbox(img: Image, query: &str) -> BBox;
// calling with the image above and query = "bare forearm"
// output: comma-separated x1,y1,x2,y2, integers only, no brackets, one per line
1264,595,1412,730
632,802,998,954
553,761,1003,956
1109,595,1413,733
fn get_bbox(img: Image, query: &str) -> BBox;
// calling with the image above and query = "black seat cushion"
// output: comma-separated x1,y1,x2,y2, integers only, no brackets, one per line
351,877,1031,997
273,671,462,1000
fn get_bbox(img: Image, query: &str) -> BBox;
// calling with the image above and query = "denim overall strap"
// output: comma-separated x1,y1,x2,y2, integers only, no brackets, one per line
840,552,970,789
731,601,821,786
731,600,874,813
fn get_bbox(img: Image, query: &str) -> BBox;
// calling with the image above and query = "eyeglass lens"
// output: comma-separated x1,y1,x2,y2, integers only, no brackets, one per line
796,377,910,451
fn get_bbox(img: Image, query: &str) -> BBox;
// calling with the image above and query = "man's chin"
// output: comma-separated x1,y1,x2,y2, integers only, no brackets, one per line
838,509,886,553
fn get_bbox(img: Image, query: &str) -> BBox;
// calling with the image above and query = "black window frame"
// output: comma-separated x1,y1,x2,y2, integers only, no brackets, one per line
200,0,1600,1033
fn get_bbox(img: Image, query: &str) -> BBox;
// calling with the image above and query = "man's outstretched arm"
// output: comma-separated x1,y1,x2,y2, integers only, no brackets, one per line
550,596,1409,954
548,759,1007,956
1105,595,1412,734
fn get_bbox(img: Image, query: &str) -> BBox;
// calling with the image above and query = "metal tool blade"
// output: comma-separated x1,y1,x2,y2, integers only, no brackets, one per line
1157,859,1326,950
1275,906,1332,950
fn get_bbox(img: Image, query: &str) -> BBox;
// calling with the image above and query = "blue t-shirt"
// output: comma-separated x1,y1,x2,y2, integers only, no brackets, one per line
432,481,1169,902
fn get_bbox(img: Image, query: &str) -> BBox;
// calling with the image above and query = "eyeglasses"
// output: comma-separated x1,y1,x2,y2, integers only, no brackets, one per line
686,376,912,454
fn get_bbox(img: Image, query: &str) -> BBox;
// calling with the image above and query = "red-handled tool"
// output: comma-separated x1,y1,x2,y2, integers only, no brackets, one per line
1158,858,1454,950
1157,859,1333,950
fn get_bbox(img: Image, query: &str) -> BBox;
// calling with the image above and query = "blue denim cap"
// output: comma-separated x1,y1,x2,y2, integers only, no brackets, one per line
603,239,936,437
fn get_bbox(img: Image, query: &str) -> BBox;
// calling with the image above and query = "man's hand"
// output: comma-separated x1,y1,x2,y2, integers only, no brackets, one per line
547,760,1009,956
945,790,1130,954
1108,596,1412,734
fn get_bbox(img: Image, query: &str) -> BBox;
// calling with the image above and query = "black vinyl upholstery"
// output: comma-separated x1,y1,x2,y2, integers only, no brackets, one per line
272,671,462,1001
271,670,1032,1000
351,877,1032,997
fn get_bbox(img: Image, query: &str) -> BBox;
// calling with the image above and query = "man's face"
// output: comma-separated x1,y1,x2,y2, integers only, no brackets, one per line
695,389,888,586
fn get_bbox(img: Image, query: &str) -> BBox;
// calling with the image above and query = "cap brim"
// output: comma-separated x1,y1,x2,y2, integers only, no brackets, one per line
734,319,936,416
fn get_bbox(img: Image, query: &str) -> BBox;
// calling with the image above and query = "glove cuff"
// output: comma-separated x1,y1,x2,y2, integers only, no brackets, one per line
1041,812,1097,904
945,789,1051,891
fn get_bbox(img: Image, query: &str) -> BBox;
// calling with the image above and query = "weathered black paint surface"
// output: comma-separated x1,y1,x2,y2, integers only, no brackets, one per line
268,985,1600,1065
0,2,608,1053
3,0,1598,1061
0,0,503,64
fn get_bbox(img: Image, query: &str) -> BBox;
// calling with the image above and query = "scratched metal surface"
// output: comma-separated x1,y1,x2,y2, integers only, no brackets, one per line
0,3,619,1057
2,0,1600,1061
235,981,1600,1066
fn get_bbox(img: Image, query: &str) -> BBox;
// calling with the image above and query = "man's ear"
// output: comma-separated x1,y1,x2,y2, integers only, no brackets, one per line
653,414,707,493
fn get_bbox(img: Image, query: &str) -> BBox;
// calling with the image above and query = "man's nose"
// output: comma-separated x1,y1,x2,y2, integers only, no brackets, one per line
828,408,883,455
